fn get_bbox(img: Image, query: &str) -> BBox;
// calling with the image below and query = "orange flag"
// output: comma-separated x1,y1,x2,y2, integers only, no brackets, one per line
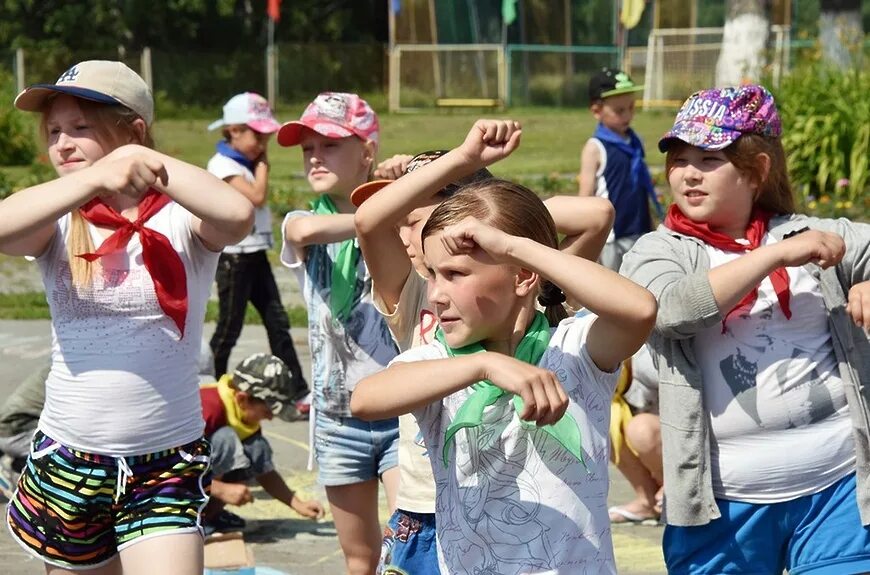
267,0,281,22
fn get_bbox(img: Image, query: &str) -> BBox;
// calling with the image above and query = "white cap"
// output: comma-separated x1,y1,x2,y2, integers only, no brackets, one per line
14,60,154,126
207,92,281,133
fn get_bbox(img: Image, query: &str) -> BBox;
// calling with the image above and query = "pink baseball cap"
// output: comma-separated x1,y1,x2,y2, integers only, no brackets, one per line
277,92,379,147
207,92,281,134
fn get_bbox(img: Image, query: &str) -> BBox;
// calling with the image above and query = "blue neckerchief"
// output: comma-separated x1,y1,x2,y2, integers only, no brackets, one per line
593,124,663,218
215,140,255,172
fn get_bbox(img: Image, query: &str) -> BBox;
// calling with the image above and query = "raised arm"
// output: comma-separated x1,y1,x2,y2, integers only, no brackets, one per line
437,218,657,372
355,119,522,310
544,195,613,261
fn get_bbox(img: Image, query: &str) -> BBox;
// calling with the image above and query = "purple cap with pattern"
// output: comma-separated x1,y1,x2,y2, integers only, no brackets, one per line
658,85,782,153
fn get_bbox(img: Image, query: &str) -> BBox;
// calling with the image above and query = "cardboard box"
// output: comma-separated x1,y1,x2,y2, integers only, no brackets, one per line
203,531,255,575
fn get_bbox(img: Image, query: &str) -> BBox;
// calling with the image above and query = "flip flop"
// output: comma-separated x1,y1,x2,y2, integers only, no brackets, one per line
608,505,659,525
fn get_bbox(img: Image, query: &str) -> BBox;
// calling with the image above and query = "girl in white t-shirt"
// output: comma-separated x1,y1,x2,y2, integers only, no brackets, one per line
351,178,657,574
0,61,253,574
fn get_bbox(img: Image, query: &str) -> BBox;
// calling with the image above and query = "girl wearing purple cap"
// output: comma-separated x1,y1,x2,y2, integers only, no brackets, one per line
0,61,254,573
622,85,870,574
277,92,400,575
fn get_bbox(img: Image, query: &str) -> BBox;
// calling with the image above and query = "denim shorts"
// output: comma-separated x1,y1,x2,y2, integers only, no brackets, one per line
378,509,439,575
314,410,399,487
664,472,870,575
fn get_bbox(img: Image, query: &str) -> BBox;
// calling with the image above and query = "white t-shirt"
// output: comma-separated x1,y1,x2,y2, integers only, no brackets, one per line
694,234,855,502
395,314,618,575
36,203,220,455
207,153,272,254
372,271,438,514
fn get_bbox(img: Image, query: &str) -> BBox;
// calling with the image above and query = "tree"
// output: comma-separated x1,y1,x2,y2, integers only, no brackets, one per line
715,0,770,86
819,0,864,69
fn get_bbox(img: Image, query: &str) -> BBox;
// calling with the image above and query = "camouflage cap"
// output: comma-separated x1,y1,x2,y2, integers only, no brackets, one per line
232,353,301,422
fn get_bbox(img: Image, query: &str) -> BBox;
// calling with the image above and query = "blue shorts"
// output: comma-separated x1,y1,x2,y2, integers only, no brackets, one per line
378,509,439,575
664,472,870,575
314,411,398,487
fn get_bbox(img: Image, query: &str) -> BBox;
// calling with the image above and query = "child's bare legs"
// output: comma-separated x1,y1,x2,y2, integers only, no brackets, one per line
381,466,399,514
611,440,660,520
328,477,390,575
46,561,120,575
626,413,663,485
119,531,203,575
44,531,203,575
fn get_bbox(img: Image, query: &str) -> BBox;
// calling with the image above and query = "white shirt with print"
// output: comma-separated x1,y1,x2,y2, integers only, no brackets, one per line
393,313,618,575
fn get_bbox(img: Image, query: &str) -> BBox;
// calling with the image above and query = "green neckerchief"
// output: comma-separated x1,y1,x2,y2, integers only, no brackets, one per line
435,311,585,467
310,195,359,323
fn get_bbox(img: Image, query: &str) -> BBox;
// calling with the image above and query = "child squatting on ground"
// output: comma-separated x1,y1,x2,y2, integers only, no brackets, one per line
200,353,324,533
621,85,870,575
205,92,309,406
0,60,255,574
278,92,401,575
350,137,658,573
352,119,615,574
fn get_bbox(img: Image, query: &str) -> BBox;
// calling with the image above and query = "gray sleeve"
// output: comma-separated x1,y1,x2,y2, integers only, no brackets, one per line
829,217,870,287
621,231,722,340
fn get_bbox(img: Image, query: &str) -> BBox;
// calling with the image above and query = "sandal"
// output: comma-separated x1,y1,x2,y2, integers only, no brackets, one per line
608,505,659,525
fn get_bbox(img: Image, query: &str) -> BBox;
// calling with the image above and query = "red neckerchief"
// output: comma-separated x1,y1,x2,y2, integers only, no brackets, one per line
76,189,188,338
664,204,791,331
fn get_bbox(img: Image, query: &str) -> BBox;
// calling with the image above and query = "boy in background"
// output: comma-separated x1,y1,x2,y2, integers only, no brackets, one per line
201,353,325,533
578,68,661,272
206,93,309,414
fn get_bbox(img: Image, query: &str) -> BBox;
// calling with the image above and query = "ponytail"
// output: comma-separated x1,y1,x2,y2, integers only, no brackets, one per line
537,281,568,327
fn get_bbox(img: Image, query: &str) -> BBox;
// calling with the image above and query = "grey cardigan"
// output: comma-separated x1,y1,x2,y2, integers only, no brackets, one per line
621,214,870,527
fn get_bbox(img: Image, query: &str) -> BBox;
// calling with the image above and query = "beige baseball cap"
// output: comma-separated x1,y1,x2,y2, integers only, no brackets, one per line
14,60,154,125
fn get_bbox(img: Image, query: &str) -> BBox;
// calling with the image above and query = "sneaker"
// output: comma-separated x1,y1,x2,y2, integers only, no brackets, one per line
203,509,247,535
0,455,20,500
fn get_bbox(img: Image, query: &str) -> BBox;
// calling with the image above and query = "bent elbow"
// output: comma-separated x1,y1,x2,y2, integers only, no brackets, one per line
636,292,659,338
226,204,255,244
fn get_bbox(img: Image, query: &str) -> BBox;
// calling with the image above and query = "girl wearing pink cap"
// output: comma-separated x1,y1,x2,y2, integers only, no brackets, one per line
623,85,870,574
0,61,254,574
278,92,400,575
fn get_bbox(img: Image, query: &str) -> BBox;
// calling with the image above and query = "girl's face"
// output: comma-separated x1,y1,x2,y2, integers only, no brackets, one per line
46,95,110,176
228,125,271,161
398,201,439,275
300,131,373,196
668,145,757,238
423,232,523,349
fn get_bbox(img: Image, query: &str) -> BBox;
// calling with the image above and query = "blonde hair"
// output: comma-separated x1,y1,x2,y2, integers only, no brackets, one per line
40,97,155,287
420,179,568,327
665,134,795,215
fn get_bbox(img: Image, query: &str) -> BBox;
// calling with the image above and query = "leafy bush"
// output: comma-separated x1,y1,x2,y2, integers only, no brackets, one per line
0,70,37,166
775,65,869,212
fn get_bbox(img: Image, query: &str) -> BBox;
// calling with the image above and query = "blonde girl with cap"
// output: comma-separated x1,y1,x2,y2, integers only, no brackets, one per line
351,119,615,575
0,60,254,574
278,92,400,575
621,85,870,575
351,175,657,573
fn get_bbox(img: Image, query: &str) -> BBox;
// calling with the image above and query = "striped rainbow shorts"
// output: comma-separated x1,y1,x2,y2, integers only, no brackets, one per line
6,430,211,570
